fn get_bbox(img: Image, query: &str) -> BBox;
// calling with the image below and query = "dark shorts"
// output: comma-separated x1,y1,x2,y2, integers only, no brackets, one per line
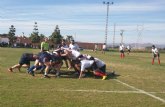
120,50,124,53
128,50,131,52
61,56,67,60
153,53,160,58
51,55,62,64
39,52,51,63
99,65,106,73
19,58,30,65
72,59,81,65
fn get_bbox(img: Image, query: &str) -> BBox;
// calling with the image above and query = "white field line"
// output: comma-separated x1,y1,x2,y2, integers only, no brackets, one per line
1,87,165,94
58,89,141,93
58,89,165,94
114,79,165,103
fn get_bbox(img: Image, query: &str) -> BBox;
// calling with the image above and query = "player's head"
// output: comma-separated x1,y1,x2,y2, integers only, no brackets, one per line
89,56,95,60
33,54,39,59
71,40,75,44
44,37,48,42
61,39,66,44
152,45,155,49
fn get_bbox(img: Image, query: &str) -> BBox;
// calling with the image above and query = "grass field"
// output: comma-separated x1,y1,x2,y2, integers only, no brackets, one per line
0,48,165,107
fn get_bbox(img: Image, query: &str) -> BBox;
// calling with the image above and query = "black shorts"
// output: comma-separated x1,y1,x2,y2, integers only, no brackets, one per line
99,65,106,73
19,58,30,65
51,55,62,64
153,53,160,58
120,50,124,53
128,50,131,52
61,56,67,60
72,59,81,65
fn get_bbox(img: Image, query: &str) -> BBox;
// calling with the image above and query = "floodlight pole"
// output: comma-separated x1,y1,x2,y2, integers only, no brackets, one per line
120,30,124,44
103,1,113,45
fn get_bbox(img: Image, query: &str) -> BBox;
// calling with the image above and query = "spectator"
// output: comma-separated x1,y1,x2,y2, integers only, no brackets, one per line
69,40,80,51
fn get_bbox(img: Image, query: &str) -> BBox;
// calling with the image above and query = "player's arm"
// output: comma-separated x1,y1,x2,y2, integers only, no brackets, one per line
79,63,85,79
79,70,83,79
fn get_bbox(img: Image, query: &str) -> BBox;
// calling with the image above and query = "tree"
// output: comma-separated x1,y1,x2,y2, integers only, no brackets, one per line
29,22,40,43
49,25,63,44
8,25,16,46
39,34,46,41
66,35,74,42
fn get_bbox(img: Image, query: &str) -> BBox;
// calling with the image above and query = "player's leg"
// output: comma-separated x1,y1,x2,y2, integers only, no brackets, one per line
93,70,107,80
8,64,21,72
152,54,156,65
158,54,160,65
43,61,51,78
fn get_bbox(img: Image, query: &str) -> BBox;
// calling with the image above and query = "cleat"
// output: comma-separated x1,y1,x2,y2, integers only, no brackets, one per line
29,71,35,76
102,76,107,80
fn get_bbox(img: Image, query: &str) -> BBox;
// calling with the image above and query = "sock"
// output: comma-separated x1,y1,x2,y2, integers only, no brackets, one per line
152,58,154,65
94,71,105,77
28,65,35,73
158,58,160,64
122,53,124,58
120,54,122,58
44,72,47,75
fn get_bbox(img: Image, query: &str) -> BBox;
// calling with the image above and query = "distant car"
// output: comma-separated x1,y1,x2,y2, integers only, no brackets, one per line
79,47,84,51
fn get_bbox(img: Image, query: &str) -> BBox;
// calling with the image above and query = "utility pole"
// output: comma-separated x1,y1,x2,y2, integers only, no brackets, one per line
103,1,113,45
136,25,144,49
120,30,124,44
22,32,24,36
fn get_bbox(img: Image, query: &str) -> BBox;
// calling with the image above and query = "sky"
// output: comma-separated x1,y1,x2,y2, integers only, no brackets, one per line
0,0,165,44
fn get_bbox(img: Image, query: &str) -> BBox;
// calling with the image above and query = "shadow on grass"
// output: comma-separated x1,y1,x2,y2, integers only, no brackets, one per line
47,70,120,80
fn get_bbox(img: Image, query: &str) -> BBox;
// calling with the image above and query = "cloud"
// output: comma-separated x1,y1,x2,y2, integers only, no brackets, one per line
0,1,165,44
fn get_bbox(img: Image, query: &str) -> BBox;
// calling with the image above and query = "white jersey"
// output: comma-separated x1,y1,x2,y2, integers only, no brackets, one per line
119,45,124,51
62,44,68,48
94,58,105,68
80,60,94,71
69,43,79,51
127,45,130,50
70,50,81,60
152,48,159,54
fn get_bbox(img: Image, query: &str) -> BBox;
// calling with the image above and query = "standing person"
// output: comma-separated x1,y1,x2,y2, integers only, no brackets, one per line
8,53,38,72
127,45,131,55
102,43,107,54
69,40,80,51
94,44,98,52
119,43,125,58
151,45,160,65
41,37,49,52
58,39,70,69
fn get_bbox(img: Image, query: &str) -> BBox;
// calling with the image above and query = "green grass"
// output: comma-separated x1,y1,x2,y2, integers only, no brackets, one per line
0,48,165,107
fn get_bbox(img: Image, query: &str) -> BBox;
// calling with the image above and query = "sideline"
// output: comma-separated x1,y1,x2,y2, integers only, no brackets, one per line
114,79,165,103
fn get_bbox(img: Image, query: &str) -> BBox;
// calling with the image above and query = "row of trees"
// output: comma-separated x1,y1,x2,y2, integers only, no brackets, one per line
7,22,68,46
